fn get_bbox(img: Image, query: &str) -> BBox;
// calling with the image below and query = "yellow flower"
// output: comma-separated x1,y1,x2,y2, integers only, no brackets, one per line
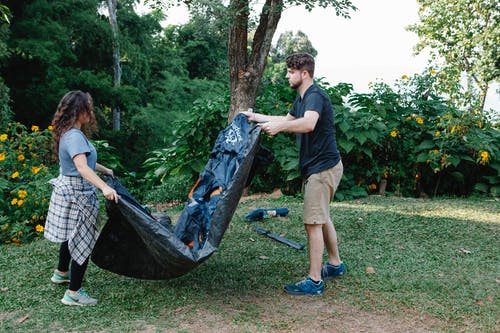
48,125,54,131
0,134,7,141
430,69,437,75
406,116,412,121
477,121,483,128
40,216,44,221
402,74,408,80
0,152,5,161
32,214,37,220
31,166,41,174
369,183,377,190
435,130,441,137
479,150,489,165
368,82,373,87
17,200,24,207
31,125,39,132
390,130,398,138
36,224,44,233
416,117,424,125
11,198,18,205
433,149,439,155
275,104,280,109
17,154,25,161
18,190,27,199
17,230,23,236
11,171,19,179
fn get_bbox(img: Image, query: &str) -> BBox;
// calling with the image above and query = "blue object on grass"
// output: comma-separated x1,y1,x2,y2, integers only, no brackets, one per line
245,208,289,221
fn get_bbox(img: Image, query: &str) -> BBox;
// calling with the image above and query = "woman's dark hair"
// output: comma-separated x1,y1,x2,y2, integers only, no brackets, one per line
285,53,315,78
51,90,97,161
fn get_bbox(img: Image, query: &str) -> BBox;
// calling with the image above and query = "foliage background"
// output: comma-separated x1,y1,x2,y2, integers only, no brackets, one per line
0,1,498,246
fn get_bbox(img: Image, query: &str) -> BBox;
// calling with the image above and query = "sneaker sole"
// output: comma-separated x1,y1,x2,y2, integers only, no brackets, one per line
283,287,324,296
322,271,346,280
51,277,70,284
284,289,324,296
61,298,96,306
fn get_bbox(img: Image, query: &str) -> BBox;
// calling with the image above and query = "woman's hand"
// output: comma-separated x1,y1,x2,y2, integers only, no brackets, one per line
102,185,119,203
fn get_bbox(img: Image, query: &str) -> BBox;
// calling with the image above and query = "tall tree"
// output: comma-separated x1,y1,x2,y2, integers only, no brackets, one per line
146,0,356,122
0,4,11,127
407,0,499,111
106,0,122,130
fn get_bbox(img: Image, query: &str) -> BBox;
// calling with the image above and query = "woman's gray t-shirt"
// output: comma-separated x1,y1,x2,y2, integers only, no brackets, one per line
59,128,97,176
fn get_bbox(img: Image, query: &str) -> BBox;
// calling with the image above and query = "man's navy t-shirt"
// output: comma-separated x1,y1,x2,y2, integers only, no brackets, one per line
289,84,341,178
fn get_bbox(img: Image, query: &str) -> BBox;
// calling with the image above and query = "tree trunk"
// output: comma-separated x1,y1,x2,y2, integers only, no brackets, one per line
227,0,283,123
107,0,121,131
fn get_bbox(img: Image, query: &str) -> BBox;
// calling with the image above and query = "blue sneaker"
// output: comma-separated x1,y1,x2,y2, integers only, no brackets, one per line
321,262,347,280
283,277,324,295
61,289,98,306
51,270,70,284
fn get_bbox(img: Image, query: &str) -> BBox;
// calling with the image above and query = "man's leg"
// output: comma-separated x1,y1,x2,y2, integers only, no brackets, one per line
306,224,324,281
323,221,341,266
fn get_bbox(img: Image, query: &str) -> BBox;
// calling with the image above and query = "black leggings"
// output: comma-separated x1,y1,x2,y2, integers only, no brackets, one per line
57,241,89,291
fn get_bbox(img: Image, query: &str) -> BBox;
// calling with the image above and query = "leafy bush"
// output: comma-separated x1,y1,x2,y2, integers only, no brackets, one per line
142,95,229,201
0,122,56,245
253,68,499,199
141,67,499,201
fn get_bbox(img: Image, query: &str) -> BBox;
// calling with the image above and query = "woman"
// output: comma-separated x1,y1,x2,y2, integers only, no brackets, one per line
44,90,118,306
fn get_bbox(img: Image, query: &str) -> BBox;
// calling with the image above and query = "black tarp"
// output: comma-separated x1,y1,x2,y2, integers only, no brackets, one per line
91,114,262,279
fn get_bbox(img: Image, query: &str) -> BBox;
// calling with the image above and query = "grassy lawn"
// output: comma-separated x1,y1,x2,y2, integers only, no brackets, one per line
0,195,498,332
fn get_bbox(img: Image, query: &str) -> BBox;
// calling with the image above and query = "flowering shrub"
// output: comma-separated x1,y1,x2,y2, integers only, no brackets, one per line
0,122,57,245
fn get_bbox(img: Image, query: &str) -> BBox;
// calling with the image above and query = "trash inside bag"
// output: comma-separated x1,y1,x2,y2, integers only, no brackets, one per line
245,208,289,222
91,114,262,279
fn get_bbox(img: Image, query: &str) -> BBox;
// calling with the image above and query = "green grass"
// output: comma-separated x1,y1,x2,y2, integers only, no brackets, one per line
0,195,498,332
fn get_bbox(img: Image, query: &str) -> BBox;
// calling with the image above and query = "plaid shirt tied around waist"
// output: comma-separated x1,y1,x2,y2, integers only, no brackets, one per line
44,175,99,265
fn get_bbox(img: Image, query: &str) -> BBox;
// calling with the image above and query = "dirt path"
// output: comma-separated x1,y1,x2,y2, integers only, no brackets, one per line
140,294,450,333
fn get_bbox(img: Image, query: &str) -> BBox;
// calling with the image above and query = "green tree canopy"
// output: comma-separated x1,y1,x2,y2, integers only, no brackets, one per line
407,0,499,111
270,30,317,63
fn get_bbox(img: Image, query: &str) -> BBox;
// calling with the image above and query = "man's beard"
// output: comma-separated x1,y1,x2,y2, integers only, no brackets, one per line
289,78,302,90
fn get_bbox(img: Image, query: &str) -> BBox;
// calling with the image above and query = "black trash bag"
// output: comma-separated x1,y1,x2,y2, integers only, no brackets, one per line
245,144,274,187
91,114,262,279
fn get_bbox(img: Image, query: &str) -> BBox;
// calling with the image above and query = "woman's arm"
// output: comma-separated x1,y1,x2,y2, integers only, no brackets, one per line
95,163,114,178
73,154,118,203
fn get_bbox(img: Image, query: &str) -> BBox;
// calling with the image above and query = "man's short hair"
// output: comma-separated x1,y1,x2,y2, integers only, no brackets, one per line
285,53,315,78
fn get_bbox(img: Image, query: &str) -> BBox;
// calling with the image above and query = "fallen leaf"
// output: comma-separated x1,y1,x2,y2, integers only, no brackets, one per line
459,248,472,254
258,255,269,260
1,287,8,292
366,266,375,274
16,315,29,323
475,299,484,306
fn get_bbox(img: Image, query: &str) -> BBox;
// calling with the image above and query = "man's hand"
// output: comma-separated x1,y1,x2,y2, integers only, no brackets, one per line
259,121,282,136
240,110,256,122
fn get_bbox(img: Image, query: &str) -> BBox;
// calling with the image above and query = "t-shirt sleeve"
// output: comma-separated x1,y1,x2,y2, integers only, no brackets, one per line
304,92,323,116
64,130,90,159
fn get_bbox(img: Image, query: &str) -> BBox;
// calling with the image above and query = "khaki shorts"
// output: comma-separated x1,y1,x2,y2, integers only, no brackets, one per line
303,161,343,225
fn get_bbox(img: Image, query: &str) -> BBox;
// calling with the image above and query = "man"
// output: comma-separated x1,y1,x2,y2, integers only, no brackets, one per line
241,53,346,295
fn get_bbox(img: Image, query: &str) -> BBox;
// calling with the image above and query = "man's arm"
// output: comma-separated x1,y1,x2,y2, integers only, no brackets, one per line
240,110,293,123
259,110,319,136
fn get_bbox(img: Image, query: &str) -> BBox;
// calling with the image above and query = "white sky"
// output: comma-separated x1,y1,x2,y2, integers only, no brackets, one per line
151,0,499,112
